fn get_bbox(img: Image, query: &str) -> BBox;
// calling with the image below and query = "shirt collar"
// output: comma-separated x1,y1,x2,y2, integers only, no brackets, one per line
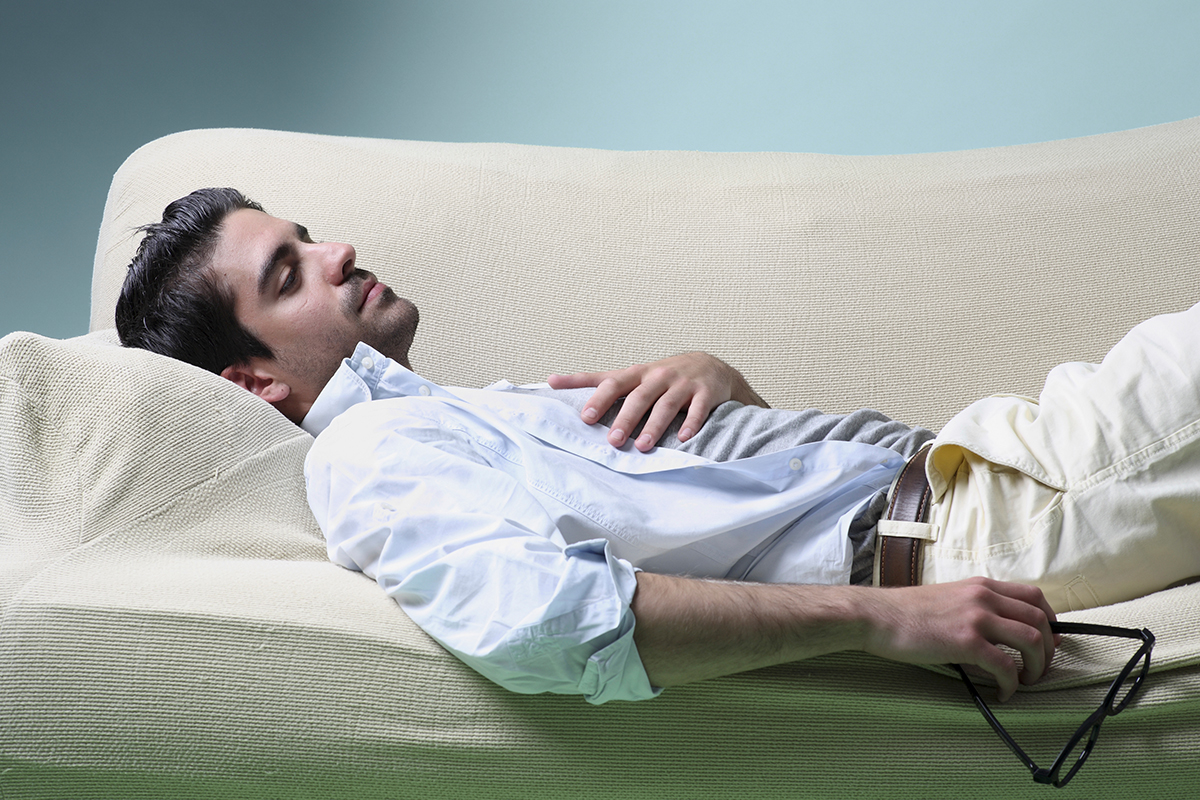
300,342,451,436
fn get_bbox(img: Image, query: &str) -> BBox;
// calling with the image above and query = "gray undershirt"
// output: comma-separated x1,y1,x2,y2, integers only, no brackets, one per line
510,386,935,585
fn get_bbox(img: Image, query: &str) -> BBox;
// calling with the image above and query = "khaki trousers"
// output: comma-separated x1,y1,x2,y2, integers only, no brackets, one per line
922,301,1200,613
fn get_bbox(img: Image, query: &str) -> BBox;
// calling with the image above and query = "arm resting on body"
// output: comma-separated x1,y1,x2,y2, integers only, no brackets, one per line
549,351,769,451
630,572,1059,702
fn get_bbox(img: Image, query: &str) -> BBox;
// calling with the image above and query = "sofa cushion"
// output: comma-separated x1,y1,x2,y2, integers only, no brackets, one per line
4,327,1200,800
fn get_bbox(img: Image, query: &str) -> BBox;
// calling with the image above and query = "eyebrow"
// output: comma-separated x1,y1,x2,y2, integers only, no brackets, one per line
256,223,309,297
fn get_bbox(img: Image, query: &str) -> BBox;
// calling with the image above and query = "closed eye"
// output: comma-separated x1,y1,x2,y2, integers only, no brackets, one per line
280,266,298,294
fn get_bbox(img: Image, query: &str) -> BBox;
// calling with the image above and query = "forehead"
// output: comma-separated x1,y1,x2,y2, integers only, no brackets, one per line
211,209,293,276
208,208,304,302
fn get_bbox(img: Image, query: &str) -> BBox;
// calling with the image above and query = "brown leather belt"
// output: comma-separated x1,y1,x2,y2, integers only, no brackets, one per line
877,446,933,587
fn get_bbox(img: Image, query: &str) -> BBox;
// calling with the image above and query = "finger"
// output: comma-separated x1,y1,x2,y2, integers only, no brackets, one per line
608,384,665,448
578,375,634,427
1030,589,1061,673
983,613,1050,689
985,580,1058,680
633,388,693,451
971,645,1021,703
676,388,718,442
547,369,613,390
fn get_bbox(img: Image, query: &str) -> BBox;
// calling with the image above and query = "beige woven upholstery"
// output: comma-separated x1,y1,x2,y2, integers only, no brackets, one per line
2,120,1199,797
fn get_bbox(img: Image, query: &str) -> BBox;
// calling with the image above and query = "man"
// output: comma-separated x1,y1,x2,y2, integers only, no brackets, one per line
117,188,1199,705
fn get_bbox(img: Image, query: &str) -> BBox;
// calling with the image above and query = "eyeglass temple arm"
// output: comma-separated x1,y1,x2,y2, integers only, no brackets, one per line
953,665,1039,772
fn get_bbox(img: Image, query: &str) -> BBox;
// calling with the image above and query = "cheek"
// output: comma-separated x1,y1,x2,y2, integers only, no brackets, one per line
286,296,328,339
277,295,357,359
318,314,362,357
261,300,320,354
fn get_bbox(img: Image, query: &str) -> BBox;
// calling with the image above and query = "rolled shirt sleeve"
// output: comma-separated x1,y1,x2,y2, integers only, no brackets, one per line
305,397,660,704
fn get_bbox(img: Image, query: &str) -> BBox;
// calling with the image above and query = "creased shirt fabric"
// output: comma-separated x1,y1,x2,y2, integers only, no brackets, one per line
303,343,906,703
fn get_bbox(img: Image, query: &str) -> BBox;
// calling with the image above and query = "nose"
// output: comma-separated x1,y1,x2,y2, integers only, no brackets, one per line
320,241,357,283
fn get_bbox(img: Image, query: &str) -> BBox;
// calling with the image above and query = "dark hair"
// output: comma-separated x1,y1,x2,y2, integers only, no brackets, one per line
116,187,274,373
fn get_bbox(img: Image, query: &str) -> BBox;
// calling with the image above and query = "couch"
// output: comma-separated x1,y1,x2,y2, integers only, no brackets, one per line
3,120,1200,798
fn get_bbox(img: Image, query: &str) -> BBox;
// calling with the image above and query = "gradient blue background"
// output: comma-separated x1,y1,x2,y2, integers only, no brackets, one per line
3,1,1198,339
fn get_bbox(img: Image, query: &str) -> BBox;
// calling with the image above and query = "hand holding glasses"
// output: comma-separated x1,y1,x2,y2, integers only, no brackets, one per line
955,621,1155,788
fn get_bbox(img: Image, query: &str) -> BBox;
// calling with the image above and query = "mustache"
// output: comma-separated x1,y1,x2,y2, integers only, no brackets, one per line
343,270,372,312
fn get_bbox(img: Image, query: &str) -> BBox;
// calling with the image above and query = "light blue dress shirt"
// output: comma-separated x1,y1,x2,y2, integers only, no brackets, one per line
302,343,906,703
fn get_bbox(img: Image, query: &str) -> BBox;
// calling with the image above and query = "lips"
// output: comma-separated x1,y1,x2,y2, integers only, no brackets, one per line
359,277,379,311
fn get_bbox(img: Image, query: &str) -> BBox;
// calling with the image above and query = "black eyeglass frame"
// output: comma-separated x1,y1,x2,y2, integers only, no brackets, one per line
954,621,1155,788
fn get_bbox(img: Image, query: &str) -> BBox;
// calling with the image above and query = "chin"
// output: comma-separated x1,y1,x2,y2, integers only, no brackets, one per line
365,295,419,368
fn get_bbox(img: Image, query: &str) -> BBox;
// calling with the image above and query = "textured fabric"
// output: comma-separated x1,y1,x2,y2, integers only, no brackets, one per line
923,300,1200,613
3,118,1199,797
90,123,1200,433
303,344,904,701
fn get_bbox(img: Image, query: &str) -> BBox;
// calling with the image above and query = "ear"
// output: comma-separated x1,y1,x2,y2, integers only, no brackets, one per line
220,362,292,405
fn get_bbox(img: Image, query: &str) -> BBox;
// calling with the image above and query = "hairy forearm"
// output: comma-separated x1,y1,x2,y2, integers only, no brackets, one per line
630,572,869,687
629,571,1060,701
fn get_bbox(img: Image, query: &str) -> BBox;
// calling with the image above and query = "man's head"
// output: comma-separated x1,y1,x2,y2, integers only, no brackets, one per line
117,188,419,423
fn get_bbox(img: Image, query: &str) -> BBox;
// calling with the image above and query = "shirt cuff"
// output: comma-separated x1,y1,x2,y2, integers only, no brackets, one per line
565,538,662,704
579,623,663,704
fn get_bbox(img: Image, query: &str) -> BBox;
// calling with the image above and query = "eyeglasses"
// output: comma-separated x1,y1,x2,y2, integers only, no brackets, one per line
955,621,1155,788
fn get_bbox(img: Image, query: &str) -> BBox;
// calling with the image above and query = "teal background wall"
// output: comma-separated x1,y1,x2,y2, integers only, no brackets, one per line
2,0,1199,339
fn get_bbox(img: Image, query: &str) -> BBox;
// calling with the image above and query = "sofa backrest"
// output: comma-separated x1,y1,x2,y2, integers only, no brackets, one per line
90,121,1200,431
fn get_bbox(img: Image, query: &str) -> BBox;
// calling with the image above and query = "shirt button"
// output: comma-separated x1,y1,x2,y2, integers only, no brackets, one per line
361,356,375,371
419,385,432,396
789,458,803,471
